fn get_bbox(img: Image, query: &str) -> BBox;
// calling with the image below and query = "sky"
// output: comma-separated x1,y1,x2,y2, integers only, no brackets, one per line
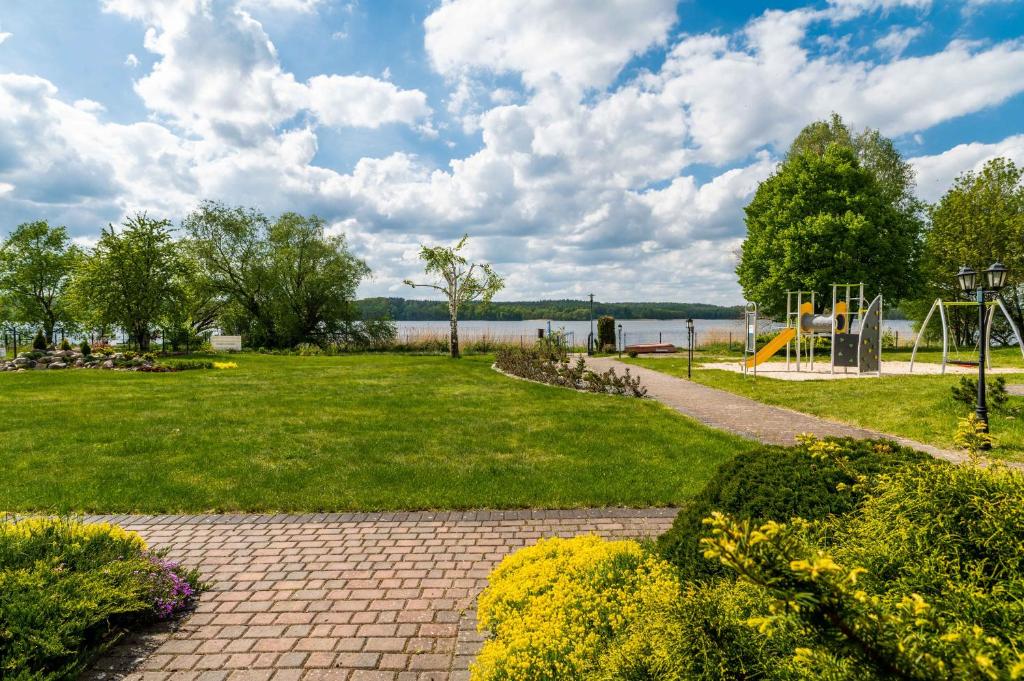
0,0,1023,305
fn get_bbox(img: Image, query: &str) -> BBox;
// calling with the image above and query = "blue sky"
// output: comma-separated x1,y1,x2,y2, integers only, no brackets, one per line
1,0,1023,303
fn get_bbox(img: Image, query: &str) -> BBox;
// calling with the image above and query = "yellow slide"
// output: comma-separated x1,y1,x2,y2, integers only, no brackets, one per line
744,327,796,368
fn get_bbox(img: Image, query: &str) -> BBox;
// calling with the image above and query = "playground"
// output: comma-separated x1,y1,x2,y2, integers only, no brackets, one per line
703,359,1024,380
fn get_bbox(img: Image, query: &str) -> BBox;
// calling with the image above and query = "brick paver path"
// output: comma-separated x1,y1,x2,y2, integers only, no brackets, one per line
86,509,674,681
587,356,968,464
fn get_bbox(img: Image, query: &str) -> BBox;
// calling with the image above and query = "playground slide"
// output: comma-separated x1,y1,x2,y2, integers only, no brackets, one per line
744,327,796,368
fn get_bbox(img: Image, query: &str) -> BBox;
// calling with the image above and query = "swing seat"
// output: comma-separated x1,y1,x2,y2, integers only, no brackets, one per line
950,360,979,367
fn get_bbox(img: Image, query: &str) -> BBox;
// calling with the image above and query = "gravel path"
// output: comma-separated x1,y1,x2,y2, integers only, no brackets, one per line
586,355,968,465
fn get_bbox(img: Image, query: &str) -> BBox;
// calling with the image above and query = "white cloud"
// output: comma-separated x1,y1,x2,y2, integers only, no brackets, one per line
826,0,931,20
910,134,1024,202
237,0,322,12
0,32,11,46
424,0,677,91
306,76,430,128
875,25,924,56
124,53,140,67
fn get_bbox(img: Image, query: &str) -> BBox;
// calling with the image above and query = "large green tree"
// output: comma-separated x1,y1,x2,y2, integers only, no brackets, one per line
738,133,922,317
404,235,504,358
185,201,379,348
912,157,1024,345
74,213,183,351
0,220,81,343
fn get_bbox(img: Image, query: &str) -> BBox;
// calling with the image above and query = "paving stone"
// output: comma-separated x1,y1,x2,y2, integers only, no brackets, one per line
87,510,672,680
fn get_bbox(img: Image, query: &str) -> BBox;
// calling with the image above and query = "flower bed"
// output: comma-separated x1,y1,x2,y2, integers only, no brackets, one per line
1,349,215,372
0,517,200,680
494,346,647,397
472,437,1024,680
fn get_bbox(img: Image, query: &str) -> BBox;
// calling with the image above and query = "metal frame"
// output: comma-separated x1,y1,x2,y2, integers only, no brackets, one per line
742,302,758,379
910,297,1024,373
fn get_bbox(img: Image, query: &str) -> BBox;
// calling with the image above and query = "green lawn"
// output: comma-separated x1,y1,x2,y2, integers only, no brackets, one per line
0,354,753,513
626,347,1024,461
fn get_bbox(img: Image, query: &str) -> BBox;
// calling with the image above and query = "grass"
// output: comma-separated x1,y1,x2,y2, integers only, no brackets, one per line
625,347,1024,462
0,353,753,513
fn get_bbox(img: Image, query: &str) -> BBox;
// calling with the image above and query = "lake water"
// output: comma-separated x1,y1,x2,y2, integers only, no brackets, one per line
396,318,917,347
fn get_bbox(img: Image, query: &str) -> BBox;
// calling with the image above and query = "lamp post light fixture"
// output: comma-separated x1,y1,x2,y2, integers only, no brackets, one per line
588,293,595,356
617,323,623,358
957,262,1009,442
686,318,694,379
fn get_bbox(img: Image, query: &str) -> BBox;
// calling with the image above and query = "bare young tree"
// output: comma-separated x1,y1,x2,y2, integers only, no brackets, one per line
404,235,504,358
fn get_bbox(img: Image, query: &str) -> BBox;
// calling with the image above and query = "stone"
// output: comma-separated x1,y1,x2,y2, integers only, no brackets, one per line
12,357,30,367
74,359,84,368
49,362,67,369
102,360,114,369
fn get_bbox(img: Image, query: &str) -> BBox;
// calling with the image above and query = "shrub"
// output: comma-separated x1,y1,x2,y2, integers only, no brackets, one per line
473,536,679,681
213,361,238,369
32,329,46,351
702,459,1024,679
0,518,199,680
494,346,646,397
657,436,927,581
951,375,1010,412
59,338,71,351
597,316,616,350
163,359,214,371
79,341,91,356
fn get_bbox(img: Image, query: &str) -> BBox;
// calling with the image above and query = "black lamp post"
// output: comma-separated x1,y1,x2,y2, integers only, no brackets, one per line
957,262,1009,440
686,318,694,379
617,323,623,358
588,293,594,356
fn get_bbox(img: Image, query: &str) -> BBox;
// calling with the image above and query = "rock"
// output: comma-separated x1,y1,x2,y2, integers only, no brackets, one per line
102,360,114,369
74,359,84,367
48,362,67,369
12,357,30,367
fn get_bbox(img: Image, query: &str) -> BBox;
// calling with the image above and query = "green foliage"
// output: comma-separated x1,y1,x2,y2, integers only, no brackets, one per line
161,359,214,371
702,458,1024,679
738,128,922,317
184,201,382,349
951,375,1009,412
59,338,71,352
404,235,504,357
32,329,46,351
495,345,647,397
911,158,1024,344
657,437,926,580
73,213,183,352
597,315,616,351
0,221,81,344
79,341,91,356
0,518,199,680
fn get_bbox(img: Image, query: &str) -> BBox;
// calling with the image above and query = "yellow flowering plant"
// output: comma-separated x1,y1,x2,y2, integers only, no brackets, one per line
472,536,680,681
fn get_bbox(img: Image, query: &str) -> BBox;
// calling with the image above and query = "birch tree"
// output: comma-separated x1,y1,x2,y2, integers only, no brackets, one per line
404,235,504,358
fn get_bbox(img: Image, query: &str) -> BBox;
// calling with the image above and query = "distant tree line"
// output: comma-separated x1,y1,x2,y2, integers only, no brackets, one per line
357,298,744,322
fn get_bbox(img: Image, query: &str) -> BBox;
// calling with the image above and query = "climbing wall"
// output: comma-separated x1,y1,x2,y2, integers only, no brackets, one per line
834,334,859,367
858,295,883,373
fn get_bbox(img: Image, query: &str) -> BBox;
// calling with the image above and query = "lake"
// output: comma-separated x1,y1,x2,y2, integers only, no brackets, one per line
395,318,917,348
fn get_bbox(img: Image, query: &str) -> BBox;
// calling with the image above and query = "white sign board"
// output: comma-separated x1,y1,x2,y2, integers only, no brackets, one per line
211,335,242,352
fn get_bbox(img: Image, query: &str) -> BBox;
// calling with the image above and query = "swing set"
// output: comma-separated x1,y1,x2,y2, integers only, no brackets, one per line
909,297,1024,373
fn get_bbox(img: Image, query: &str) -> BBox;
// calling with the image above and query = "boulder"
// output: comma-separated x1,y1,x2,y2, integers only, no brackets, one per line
48,362,67,369
12,357,30,367
74,359,84,367
102,360,114,369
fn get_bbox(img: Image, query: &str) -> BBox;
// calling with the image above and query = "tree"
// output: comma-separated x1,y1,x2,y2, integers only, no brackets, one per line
185,202,379,348
737,144,922,317
912,157,1024,345
74,213,183,351
265,212,371,347
0,220,81,343
404,235,504,358
788,113,919,211
183,202,278,347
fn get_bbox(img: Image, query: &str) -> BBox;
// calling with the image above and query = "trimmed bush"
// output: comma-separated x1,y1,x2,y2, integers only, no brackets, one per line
59,338,71,352
32,329,46,351
597,316,616,351
163,359,214,371
79,341,91,356
0,518,200,680
472,536,679,681
657,437,927,581
495,345,646,397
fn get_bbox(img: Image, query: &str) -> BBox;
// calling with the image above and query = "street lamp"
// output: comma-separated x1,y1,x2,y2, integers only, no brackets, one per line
588,293,595,356
686,318,694,379
617,323,623,358
957,261,1009,442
